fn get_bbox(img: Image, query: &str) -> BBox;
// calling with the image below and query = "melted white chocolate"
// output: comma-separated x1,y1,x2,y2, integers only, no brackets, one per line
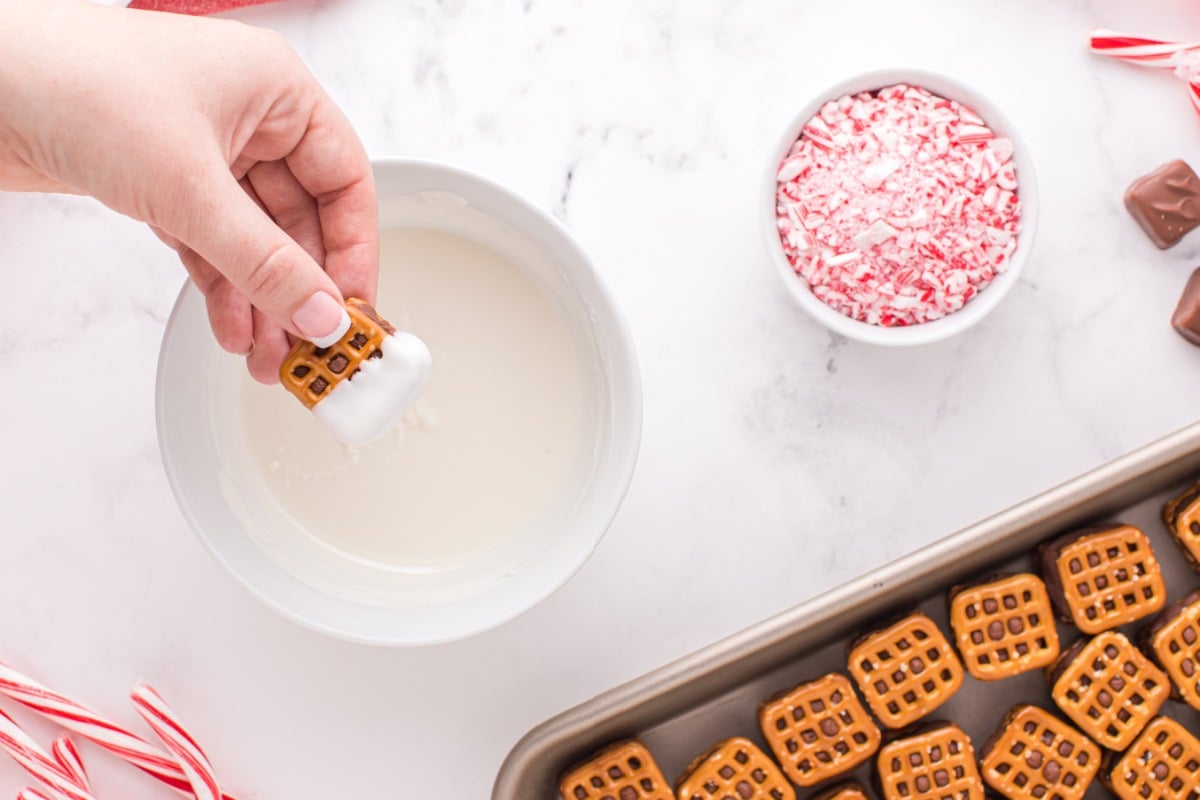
310,331,432,446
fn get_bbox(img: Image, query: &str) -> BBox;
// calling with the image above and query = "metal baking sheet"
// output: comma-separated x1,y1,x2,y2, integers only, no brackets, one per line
493,422,1200,799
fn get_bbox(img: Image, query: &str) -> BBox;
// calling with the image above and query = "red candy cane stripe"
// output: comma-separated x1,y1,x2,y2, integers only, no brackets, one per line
0,710,95,800
17,789,55,800
1090,28,1200,115
131,686,221,800
1090,29,1200,65
0,664,236,800
51,738,88,792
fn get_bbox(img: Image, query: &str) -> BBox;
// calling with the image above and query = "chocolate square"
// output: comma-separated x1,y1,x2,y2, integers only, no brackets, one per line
1124,160,1200,249
1172,267,1200,346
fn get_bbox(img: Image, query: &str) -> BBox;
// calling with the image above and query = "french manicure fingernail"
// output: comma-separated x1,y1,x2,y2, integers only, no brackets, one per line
293,292,350,347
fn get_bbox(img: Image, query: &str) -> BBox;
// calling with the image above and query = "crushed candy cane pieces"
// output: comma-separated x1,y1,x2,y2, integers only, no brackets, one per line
775,84,1022,327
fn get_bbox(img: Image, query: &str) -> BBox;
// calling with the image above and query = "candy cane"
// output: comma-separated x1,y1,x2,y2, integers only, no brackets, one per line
0,664,236,800
50,738,88,792
17,789,56,800
1090,28,1200,115
0,710,95,800
131,686,221,800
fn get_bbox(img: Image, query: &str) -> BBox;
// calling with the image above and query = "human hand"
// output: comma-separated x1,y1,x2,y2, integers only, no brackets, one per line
0,0,377,383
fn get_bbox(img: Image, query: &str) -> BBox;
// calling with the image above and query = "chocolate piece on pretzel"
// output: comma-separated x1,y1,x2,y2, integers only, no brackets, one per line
1046,631,1168,752
948,573,1060,681
279,297,396,409
558,739,672,800
675,737,793,800
758,672,880,786
1124,159,1200,249
978,704,1099,800
1037,525,1166,634
1101,716,1200,800
1162,480,1200,571
847,612,963,730
809,783,871,800
875,721,984,800
1140,588,1200,711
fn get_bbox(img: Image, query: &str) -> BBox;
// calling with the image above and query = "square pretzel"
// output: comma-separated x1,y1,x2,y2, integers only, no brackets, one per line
1103,716,1200,800
979,704,1100,800
558,739,672,800
847,612,964,729
1163,480,1200,573
949,574,1061,681
810,783,870,800
279,298,396,409
1038,525,1166,634
675,737,793,800
758,672,880,786
876,722,984,800
1142,588,1200,712
1048,631,1169,751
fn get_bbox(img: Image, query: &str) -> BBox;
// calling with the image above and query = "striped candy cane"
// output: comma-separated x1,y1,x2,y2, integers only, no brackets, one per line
17,789,56,800
0,710,96,800
50,738,89,792
1090,28,1200,114
131,687,221,800
0,664,236,800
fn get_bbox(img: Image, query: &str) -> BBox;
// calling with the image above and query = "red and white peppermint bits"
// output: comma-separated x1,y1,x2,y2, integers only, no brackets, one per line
775,84,1022,327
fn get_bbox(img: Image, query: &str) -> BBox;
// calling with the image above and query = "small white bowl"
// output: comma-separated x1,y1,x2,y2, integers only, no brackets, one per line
762,69,1039,346
156,159,642,645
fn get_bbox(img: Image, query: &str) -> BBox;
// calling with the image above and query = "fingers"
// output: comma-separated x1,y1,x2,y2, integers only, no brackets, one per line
177,246,254,356
283,91,378,304
246,306,292,385
170,162,350,347
246,159,325,266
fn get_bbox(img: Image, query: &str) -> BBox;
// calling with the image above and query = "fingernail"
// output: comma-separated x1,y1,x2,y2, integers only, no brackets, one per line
293,292,350,347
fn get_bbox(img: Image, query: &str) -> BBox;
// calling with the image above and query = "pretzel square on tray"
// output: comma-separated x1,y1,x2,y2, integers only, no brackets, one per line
948,573,1061,681
809,783,871,800
847,612,964,729
978,704,1100,800
1037,525,1166,634
675,737,793,800
1047,631,1169,752
758,672,880,786
558,739,672,800
876,721,984,800
1141,588,1200,712
1163,479,1200,572
1102,716,1200,800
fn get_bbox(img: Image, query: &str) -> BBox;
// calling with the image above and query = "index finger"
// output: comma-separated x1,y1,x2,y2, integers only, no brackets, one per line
285,90,378,305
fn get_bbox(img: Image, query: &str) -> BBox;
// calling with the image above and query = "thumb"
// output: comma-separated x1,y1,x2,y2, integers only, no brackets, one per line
169,165,351,347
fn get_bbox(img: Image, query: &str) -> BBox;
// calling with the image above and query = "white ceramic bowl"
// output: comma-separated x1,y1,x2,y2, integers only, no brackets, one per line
156,159,642,645
762,69,1039,346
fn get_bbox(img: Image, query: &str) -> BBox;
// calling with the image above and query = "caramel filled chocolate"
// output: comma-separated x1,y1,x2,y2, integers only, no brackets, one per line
1125,160,1200,249
1126,160,1200,247
1172,267,1200,346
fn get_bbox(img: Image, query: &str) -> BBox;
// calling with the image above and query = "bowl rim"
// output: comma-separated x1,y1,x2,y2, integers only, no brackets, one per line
761,68,1040,346
155,156,644,646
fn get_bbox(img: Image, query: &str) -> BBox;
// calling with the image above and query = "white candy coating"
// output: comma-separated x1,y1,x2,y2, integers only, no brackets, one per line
312,332,433,446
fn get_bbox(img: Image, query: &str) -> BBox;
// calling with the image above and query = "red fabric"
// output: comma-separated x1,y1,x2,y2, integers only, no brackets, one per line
127,0,277,14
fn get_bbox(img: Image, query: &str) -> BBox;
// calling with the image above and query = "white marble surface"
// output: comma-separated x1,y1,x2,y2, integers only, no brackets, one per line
4,0,1200,797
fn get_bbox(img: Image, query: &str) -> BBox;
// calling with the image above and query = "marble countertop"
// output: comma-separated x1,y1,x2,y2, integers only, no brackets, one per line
4,0,1200,796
